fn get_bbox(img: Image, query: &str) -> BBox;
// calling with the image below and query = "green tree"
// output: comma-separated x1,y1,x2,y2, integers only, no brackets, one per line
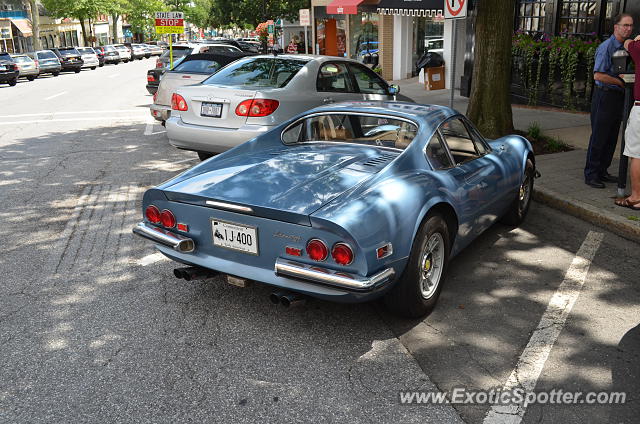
42,0,115,45
466,0,516,138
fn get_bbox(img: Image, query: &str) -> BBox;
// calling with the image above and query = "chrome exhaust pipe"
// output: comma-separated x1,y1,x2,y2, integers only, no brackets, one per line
173,266,217,281
280,292,306,308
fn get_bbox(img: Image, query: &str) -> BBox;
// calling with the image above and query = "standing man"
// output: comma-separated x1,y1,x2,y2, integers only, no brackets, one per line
615,34,640,211
584,14,634,188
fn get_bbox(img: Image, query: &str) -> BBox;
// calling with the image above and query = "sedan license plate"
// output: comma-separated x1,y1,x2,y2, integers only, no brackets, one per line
211,219,258,255
201,102,222,118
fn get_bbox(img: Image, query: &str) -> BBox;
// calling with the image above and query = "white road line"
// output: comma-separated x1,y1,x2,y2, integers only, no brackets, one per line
144,119,154,136
483,230,604,424
137,252,167,266
108,73,120,79
0,116,148,126
44,91,67,101
0,110,143,119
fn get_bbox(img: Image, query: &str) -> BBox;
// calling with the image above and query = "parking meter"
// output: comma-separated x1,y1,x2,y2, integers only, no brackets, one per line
614,49,636,197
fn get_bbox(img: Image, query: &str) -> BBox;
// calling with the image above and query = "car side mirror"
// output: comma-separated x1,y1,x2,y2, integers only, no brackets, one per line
388,84,400,96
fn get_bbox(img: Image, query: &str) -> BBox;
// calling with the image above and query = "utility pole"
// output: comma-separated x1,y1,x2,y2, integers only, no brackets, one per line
28,0,41,51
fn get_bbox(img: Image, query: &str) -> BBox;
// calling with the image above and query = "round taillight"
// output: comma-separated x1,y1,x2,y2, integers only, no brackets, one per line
306,239,328,262
145,205,161,224
160,209,176,228
331,243,354,266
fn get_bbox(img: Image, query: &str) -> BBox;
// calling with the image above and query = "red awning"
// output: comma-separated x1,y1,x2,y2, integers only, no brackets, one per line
326,0,364,15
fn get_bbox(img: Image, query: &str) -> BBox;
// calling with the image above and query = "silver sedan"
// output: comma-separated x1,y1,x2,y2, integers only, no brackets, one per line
166,55,412,159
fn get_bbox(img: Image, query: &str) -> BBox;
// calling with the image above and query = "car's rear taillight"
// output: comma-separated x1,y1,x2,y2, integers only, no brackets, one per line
331,243,354,266
147,74,155,82
160,209,176,228
306,239,328,262
145,205,161,224
235,99,279,117
171,93,188,111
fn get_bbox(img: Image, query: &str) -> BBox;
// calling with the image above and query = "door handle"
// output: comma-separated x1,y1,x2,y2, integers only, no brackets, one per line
323,97,334,104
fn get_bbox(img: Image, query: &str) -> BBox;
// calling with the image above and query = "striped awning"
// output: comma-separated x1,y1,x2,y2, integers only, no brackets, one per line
376,0,444,17
10,19,32,37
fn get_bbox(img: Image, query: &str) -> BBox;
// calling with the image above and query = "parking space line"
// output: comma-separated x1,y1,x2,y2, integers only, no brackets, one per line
0,117,148,126
0,110,141,119
137,252,167,266
144,118,154,136
44,91,67,101
483,230,604,424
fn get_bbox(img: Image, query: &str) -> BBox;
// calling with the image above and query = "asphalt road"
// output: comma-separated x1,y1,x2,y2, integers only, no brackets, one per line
0,59,638,423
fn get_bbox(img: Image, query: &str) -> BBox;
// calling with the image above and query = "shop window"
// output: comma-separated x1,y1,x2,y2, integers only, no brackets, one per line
558,0,598,35
412,17,444,77
602,0,623,36
349,12,378,63
516,0,546,33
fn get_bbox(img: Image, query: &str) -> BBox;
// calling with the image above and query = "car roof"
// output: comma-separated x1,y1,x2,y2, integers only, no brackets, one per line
237,54,364,65
305,101,457,127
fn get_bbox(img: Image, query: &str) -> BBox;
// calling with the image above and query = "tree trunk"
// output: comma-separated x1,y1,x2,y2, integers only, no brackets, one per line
28,0,41,51
466,0,516,139
112,14,119,43
79,19,88,46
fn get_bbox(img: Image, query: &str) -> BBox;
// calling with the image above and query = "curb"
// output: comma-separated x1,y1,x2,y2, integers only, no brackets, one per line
533,186,640,244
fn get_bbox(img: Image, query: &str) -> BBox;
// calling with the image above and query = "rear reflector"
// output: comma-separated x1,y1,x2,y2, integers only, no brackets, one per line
286,247,302,257
177,223,189,232
376,243,393,259
235,99,279,117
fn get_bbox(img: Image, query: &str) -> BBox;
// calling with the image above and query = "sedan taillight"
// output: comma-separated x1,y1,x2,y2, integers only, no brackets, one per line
171,93,188,111
235,99,279,117
147,74,155,82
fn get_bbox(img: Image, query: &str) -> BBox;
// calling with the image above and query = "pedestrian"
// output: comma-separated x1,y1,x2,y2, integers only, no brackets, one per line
287,36,298,54
615,34,640,211
584,13,634,188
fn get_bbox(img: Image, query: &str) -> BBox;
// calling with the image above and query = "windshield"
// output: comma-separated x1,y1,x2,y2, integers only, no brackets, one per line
282,114,418,150
203,57,307,88
59,49,80,56
173,59,223,73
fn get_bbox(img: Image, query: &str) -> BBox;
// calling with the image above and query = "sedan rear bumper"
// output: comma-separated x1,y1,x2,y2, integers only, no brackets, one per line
275,258,395,291
150,104,171,121
132,222,195,253
166,116,272,154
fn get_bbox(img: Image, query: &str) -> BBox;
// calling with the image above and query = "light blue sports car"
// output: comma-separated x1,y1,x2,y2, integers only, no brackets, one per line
133,102,535,317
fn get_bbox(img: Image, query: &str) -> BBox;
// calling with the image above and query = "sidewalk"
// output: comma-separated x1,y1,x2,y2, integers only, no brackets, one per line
394,77,640,243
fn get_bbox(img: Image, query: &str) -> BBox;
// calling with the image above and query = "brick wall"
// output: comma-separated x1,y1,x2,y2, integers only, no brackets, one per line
378,14,393,81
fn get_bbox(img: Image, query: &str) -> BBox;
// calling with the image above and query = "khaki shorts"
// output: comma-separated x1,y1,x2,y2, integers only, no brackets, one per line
624,106,640,159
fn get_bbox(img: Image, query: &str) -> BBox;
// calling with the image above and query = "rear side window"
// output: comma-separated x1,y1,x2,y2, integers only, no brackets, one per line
37,51,57,59
425,133,454,170
203,58,307,88
349,64,388,95
439,118,486,165
173,59,222,73
317,63,352,93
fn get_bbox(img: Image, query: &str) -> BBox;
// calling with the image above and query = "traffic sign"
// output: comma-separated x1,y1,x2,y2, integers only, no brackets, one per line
445,0,467,19
299,9,310,26
155,11,184,34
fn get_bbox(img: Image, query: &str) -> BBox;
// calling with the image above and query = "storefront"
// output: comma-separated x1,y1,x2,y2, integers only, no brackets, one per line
0,19,13,52
10,18,32,52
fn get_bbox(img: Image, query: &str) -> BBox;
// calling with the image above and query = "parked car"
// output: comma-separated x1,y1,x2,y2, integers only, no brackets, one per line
76,47,99,70
166,55,412,159
128,43,147,60
92,46,105,66
112,44,132,62
133,101,536,317
94,45,120,65
150,51,249,124
0,52,19,86
143,43,163,56
155,44,238,70
51,47,84,73
11,54,39,81
25,50,61,76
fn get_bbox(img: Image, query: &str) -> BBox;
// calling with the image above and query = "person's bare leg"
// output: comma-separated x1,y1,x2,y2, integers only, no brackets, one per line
629,157,640,202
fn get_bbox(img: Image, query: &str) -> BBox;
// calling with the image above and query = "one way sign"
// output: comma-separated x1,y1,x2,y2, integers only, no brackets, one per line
445,0,467,19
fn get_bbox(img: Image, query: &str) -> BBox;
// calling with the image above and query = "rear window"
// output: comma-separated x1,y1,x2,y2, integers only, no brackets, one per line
104,46,116,52
59,49,80,56
13,56,32,63
173,59,222,73
37,51,57,59
203,58,307,88
282,113,418,150
77,48,94,54
160,48,191,59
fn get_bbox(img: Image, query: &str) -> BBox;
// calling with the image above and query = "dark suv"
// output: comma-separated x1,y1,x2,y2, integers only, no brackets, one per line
0,52,19,86
51,47,84,73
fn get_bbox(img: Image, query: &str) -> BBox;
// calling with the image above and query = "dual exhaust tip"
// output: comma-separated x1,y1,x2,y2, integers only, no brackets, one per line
173,266,218,281
269,290,306,308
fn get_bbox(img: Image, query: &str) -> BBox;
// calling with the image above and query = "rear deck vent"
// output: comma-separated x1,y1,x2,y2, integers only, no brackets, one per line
362,154,396,167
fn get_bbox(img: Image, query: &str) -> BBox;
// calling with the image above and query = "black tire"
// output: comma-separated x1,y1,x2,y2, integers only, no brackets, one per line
91,67,96,70
99,63,104,67
384,213,451,318
114,61,118,65
500,158,535,226
197,152,213,161
8,78,17,86
161,120,166,127
53,72,60,77
27,76,35,81
74,69,80,73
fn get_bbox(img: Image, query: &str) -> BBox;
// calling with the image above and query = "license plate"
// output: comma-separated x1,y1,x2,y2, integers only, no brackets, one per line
201,102,222,118
211,219,258,255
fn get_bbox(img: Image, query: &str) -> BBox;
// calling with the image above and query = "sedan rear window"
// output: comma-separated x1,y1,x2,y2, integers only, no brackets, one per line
203,58,307,88
13,56,32,63
59,49,80,56
173,59,222,73
77,48,94,54
38,51,57,59
282,114,418,150
160,48,191,59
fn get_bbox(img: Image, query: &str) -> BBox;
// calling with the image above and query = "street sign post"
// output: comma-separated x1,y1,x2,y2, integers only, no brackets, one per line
155,11,184,70
300,9,310,54
444,0,467,109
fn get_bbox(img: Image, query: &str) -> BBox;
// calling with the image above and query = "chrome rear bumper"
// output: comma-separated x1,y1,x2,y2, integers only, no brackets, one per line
275,258,395,291
132,222,195,253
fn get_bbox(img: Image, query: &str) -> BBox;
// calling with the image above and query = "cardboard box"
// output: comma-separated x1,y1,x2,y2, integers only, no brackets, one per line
425,66,445,91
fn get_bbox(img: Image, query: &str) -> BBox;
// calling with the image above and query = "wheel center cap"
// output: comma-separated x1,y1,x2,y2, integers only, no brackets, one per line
424,255,432,272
